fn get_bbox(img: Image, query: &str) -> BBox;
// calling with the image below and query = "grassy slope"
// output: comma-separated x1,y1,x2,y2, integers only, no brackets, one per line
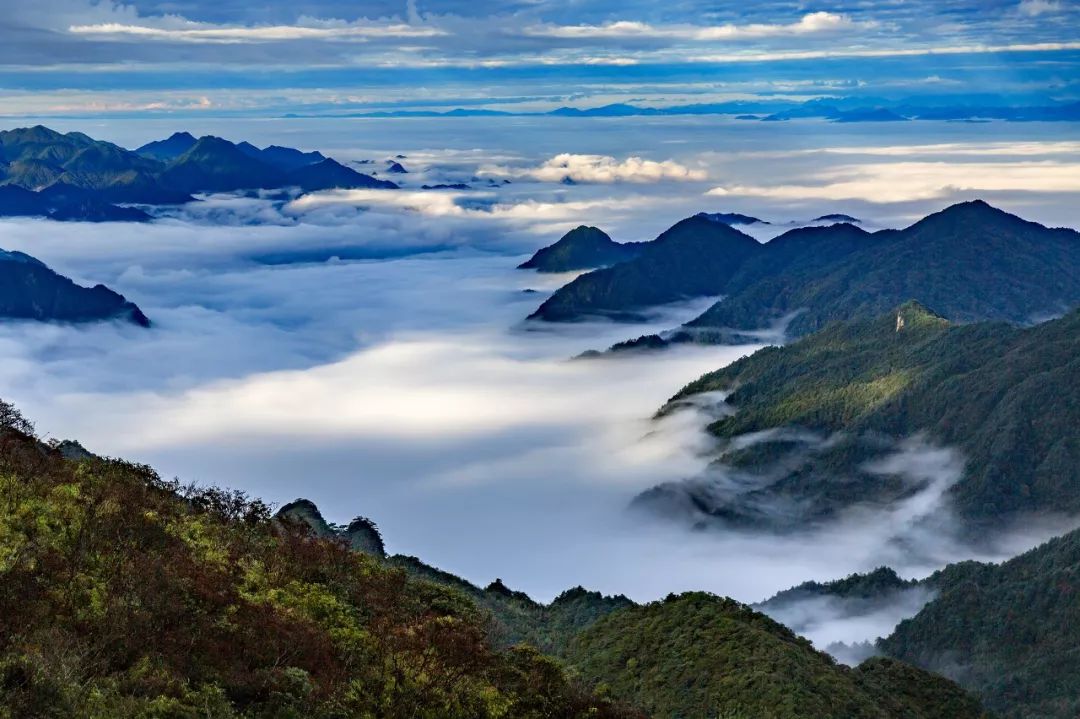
0,424,641,719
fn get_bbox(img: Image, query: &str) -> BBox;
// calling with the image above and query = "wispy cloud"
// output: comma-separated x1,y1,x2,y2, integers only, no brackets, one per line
689,40,1080,64
69,21,447,43
526,12,876,41
480,153,708,183
284,188,646,221
1018,0,1063,17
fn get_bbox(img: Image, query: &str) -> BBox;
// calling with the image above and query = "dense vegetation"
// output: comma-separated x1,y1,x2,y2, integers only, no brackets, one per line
758,567,918,612
639,302,1080,527
566,592,987,719
0,408,641,719
687,200,1080,336
0,249,149,326
879,526,1080,718
529,215,761,321
276,500,636,656
0,399,990,718
518,226,642,273
0,125,394,219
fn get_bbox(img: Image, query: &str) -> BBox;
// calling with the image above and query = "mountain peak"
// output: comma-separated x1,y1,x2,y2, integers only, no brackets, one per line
893,300,949,333
187,135,237,153
518,225,638,272
696,211,766,226
916,199,1024,228
653,214,759,248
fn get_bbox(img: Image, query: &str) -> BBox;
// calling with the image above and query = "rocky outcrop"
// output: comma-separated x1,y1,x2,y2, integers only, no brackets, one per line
275,498,386,557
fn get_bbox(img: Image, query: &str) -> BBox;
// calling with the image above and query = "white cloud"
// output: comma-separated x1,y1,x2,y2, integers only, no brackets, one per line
708,160,1080,203
731,141,1080,160
527,12,875,41
480,153,708,183
688,40,1080,64
284,188,645,222
69,21,446,43
1019,0,1063,16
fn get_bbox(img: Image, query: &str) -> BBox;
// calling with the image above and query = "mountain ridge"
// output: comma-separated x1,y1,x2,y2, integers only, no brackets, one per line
0,247,150,326
638,302,1080,530
0,125,397,217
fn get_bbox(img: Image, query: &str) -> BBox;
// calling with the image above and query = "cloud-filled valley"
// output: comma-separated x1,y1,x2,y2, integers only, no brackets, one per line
0,116,1078,667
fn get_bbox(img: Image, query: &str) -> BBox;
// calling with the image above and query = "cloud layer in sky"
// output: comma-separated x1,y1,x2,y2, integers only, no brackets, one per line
0,0,1077,116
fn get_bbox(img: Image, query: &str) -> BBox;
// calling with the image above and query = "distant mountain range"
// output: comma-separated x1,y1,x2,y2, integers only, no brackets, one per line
638,301,1079,530
528,214,762,320
531,201,1080,337
0,125,397,221
0,247,149,326
519,214,773,275
295,97,1080,123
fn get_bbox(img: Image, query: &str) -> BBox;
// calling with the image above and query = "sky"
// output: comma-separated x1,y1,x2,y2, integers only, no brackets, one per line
1,0,1079,116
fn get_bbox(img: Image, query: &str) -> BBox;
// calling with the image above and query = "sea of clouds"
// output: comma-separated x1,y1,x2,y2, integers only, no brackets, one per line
1,115,1078,655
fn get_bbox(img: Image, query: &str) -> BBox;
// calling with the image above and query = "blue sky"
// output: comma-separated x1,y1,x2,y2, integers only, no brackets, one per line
1,0,1078,116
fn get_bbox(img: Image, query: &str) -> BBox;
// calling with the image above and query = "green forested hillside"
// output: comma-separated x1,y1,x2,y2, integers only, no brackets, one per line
880,528,1080,719
0,400,989,718
566,592,988,719
641,302,1080,527
531,201,1080,335
0,408,640,719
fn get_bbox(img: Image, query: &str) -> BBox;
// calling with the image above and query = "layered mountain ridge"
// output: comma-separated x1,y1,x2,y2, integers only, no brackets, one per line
530,201,1080,341
0,125,397,221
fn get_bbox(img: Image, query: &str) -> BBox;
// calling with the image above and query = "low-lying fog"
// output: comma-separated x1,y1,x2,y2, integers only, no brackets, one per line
2,116,1079,655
